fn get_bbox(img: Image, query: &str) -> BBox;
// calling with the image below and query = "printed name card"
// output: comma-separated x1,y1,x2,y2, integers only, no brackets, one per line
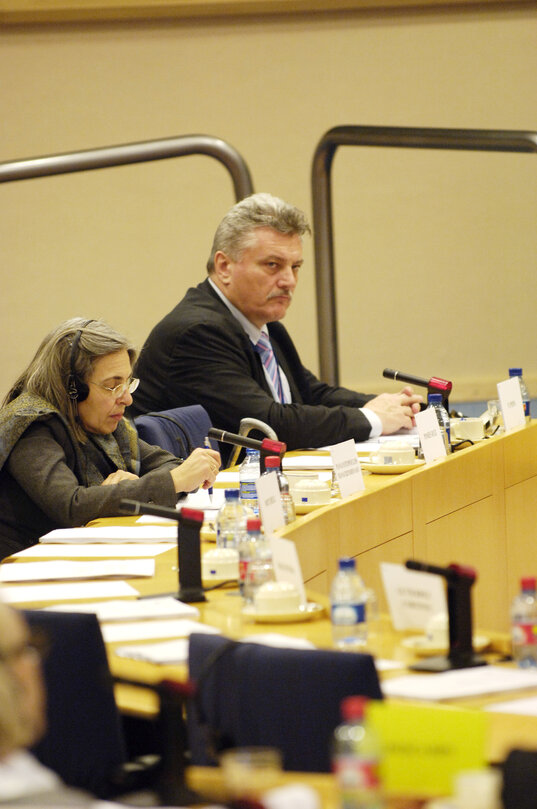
414,407,447,464
380,562,447,631
368,701,487,797
330,439,364,498
497,377,526,431
256,471,286,536
270,536,307,606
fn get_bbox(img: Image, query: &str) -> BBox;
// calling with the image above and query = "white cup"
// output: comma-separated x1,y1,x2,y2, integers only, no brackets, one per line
285,471,319,495
202,548,239,581
254,580,302,613
370,442,415,466
292,478,331,505
451,417,484,442
425,612,449,646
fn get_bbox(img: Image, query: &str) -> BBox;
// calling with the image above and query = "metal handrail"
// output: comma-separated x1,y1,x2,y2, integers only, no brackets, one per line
311,125,537,386
0,133,254,201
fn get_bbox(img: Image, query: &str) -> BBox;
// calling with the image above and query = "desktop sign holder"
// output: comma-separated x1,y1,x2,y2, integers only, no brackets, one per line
405,560,487,672
119,499,206,603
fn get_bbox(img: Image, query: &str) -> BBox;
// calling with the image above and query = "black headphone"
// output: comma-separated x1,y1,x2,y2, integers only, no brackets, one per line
67,320,95,403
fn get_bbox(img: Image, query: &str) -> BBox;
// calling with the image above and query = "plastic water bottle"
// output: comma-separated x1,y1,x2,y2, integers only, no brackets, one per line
332,695,384,809
246,522,275,605
330,558,369,649
511,577,537,667
262,455,296,524
427,392,451,453
239,448,260,516
238,516,264,603
509,367,531,420
215,489,249,550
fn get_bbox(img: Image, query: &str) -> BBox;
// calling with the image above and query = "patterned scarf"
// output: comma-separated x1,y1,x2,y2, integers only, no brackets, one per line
0,391,140,486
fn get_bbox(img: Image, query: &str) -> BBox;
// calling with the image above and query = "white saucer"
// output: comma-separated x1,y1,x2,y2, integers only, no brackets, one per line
401,634,490,657
242,601,325,623
361,459,425,475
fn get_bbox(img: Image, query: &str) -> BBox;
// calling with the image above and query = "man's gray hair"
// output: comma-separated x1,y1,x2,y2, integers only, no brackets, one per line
206,192,311,273
4,317,136,443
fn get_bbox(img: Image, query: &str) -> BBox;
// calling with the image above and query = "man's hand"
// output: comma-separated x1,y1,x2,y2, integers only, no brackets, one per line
365,385,423,434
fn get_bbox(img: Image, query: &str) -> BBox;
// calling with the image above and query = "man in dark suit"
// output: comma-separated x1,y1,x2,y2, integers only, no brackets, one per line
131,193,421,460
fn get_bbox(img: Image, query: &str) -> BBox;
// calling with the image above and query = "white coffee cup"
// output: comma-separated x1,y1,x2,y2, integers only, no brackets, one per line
425,611,449,646
451,417,484,442
202,548,239,581
285,471,319,495
254,580,302,613
292,478,331,505
370,442,415,466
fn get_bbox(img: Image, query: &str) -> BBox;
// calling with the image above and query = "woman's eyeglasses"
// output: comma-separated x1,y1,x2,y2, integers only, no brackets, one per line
89,377,140,399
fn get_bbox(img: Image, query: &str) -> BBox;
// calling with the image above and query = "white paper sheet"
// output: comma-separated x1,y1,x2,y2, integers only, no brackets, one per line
40,526,179,543
382,665,537,701
485,695,537,716
0,581,138,604
115,638,190,664
43,596,199,622
102,618,220,643
0,559,155,583
13,544,175,559
108,616,219,644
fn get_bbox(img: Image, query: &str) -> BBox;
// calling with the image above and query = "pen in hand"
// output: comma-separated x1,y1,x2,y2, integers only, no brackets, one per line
204,436,214,503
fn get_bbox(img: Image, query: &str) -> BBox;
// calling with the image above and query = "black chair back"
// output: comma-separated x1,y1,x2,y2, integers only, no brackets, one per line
187,633,382,773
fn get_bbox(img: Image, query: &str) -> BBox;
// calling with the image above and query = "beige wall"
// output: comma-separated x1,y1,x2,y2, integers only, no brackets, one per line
1,4,536,405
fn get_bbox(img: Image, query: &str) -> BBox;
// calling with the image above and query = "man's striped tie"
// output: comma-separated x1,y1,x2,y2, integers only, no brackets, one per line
255,332,284,403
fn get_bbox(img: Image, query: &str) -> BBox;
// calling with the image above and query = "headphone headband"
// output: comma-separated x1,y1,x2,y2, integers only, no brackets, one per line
67,319,96,402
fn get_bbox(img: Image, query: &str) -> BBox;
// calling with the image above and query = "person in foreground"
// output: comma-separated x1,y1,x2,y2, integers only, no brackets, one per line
0,599,90,805
0,318,221,560
131,193,422,461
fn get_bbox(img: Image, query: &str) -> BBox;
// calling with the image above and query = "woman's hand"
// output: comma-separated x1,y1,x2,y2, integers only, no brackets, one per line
170,447,221,493
101,470,140,486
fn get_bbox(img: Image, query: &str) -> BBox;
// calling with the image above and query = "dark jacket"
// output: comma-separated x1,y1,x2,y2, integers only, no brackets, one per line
131,279,374,452
0,394,179,560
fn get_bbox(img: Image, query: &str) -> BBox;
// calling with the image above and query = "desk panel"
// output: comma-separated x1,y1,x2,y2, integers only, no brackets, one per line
280,422,537,634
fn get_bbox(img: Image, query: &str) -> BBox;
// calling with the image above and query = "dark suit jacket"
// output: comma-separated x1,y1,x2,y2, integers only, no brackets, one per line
131,279,374,453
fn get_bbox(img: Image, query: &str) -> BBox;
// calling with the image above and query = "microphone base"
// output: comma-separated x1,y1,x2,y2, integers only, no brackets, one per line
410,653,487,672
177,587,207,604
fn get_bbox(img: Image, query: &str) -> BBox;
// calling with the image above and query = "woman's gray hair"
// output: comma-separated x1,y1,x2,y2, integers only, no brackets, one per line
4,317,136,443
206,192,311,272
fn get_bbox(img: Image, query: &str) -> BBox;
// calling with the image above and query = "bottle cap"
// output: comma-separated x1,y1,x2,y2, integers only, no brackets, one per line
340,695,368,721
264,456,281,469
224,488,240,500
428,393,443,404
521,577,536,591
338,557,356,572
247,517,262,532
509,367,522,377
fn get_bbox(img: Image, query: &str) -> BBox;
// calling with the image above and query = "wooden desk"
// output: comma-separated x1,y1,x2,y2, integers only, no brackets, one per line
280,422,537,634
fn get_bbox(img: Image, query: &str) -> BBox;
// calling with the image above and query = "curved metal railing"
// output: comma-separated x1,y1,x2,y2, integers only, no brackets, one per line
311,125,537,385
0,133,254,201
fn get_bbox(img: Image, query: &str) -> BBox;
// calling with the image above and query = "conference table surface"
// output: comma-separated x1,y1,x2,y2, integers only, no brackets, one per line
3,432,537,807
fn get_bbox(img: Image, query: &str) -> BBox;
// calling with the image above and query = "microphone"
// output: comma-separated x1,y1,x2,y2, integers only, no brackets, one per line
207,427,286,456
119,499,206,603
406,559,476,582
383,368,452,394
120,499,181,521
405,559,484,672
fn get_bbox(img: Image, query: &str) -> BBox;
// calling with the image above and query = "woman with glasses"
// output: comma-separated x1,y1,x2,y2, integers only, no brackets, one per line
0,318,221,560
